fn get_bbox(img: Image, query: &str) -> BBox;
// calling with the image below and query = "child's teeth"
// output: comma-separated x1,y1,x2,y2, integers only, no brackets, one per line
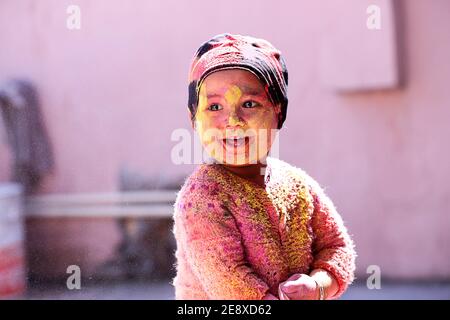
225,137,245,147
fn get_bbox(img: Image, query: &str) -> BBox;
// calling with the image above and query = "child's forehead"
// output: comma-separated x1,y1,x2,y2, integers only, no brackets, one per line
201,71,265,96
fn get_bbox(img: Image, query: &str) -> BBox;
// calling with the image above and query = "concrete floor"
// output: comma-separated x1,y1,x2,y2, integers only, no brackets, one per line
25,280,450,300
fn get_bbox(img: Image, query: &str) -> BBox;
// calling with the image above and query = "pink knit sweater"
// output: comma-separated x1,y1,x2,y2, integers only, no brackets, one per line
172,157,356,300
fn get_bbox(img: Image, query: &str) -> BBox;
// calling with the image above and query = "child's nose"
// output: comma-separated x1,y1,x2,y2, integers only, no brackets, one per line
227,111,244,126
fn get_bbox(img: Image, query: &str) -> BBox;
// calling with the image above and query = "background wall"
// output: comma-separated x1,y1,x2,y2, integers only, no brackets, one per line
0,0,449,281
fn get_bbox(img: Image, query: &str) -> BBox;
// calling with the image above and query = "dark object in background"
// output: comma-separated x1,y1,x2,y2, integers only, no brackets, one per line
0,80,54,194
95,167,186,281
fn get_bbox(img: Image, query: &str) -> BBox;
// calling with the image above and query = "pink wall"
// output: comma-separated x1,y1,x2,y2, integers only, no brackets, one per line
1,0,449,280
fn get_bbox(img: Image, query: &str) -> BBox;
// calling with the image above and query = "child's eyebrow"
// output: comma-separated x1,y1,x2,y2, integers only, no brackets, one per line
206,93,223,99
241,86,265,96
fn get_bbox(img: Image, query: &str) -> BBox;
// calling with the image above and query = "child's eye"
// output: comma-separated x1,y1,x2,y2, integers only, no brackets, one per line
208,104,223,111
242,100,259,108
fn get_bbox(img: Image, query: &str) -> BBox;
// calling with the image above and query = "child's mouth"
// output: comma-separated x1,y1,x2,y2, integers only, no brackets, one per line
221,136,250,149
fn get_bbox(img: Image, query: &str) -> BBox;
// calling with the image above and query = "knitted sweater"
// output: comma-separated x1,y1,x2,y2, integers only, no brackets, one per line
171,157,356,300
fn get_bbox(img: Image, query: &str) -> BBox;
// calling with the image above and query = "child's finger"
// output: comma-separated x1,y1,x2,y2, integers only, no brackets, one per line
280,279,303,293
279,289,291,300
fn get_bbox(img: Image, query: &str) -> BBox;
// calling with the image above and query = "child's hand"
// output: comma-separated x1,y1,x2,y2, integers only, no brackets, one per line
278,273,319,300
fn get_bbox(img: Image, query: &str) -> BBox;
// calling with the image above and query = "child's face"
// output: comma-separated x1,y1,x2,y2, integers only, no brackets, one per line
193,69,280,166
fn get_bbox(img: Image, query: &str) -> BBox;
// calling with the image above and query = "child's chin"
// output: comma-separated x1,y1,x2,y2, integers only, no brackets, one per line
213,155,261,166
221,161,249,167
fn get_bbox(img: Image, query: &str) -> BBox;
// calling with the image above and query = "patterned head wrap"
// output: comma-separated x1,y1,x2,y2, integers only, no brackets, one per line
188,33,289,129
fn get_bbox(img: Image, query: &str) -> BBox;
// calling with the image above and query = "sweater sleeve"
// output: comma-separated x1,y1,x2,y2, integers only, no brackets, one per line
176,187,270,300
308,178,356,299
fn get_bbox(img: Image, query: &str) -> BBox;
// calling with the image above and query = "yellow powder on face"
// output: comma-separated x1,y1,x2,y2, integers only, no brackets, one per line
195,84,211,131
194,81,278,165
198,84,208,112
224,85,244,127
224,85,242,106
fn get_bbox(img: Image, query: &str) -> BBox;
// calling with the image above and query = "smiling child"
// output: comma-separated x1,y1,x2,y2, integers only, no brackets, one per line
172,33,356,300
